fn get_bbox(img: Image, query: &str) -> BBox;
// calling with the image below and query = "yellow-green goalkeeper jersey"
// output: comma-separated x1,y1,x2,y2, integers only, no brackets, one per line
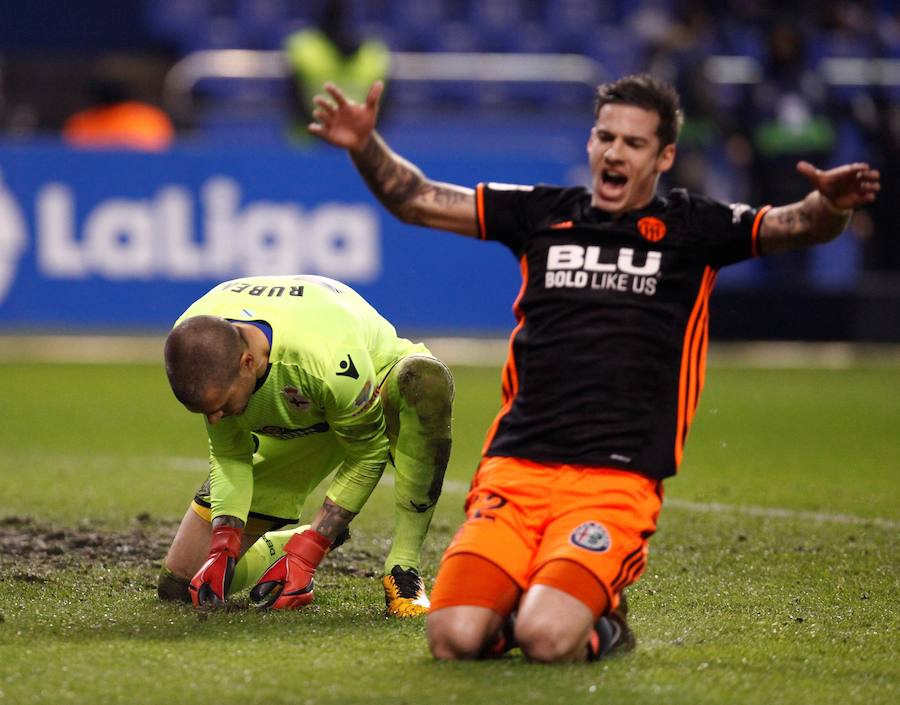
175,275,417,522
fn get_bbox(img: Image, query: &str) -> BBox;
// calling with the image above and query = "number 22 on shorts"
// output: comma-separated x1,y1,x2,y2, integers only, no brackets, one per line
467,492,507,520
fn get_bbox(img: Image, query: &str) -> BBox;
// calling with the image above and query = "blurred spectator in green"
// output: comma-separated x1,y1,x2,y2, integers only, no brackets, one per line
740,21,839,284
284,0,390,143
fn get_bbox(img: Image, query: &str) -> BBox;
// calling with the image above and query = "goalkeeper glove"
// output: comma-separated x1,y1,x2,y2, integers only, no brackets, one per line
189,525,242,607
249,528,331,609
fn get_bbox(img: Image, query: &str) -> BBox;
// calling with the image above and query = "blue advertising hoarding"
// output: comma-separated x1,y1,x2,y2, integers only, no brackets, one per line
0,141,580,333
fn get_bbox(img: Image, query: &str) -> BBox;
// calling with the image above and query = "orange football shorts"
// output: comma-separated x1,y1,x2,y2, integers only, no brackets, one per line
430,456,663,615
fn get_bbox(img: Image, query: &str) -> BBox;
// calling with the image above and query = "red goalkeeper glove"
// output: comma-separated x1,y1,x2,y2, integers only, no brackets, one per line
189,525,242,608
249,528,331,609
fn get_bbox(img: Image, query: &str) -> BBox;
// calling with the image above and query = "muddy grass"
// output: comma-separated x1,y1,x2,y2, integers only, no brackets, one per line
0,514,176,582
0,515,382,584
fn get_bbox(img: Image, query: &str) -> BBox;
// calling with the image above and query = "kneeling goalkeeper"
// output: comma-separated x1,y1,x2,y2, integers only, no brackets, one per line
157,274,453,617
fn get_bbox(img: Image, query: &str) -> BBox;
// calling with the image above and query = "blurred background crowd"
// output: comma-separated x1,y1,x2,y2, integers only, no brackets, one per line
0,0,898,336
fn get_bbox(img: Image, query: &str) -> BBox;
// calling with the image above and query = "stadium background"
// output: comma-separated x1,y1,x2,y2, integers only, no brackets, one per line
0,0,898,341
1,6,897,704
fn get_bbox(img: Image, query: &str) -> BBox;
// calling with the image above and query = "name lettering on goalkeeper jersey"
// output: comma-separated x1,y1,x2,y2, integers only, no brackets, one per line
545,244,661,296
218,280,305,298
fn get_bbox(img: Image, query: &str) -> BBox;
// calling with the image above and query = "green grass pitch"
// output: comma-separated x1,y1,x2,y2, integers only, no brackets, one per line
0,359,898,705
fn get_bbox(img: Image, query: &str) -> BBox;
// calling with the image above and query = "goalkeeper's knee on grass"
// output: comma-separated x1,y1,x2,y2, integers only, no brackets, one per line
156,523,350,604
156,525,309,603
157,567,192,603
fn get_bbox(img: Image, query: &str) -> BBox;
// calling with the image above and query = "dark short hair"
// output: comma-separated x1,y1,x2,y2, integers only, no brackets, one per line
594,73,684,149
164,315,243,408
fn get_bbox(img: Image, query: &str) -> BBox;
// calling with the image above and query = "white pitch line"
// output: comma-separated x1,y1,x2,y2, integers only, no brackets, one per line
23,454,894,530
8,454,210,473
662,497,899,530
2,336,900,367
381,474,898,530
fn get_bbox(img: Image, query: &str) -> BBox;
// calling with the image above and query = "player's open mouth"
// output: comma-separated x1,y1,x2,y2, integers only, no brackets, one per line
599,169,628,198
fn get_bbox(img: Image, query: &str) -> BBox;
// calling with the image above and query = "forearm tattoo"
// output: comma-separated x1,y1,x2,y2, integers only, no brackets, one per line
352,134,423,215
351,134,467,224
420,184,470,209
771,202,814,232
762,193,850,254
312,499,356,541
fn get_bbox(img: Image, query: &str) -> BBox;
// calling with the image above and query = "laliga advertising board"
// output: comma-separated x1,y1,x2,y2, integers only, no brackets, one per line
0,141,560,332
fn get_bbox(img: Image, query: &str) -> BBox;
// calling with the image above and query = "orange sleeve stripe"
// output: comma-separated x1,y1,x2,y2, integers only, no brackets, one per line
685,277,714,425
750,205,772,258
686,271,716,450
481,256,529,455
476,183,487,240
695,306,711,415
691,269,716,441
675,267,717,468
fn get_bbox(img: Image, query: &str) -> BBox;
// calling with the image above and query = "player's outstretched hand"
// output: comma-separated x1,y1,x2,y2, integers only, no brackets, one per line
249,528,331,609
189,525,242,608
797,160,880,212
307,81,383,152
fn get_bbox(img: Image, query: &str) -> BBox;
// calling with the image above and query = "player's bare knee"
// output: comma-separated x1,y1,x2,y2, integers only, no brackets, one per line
515,615,583,663
426,612,487,660
428,635,480,661
397,357,454,429
518,637,574,664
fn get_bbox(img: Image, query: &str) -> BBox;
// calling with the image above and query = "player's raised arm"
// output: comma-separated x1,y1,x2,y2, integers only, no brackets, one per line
758,161,880,255
308,81,479,237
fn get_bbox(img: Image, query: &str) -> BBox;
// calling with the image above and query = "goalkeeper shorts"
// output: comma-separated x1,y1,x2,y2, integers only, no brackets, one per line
191,429,346,532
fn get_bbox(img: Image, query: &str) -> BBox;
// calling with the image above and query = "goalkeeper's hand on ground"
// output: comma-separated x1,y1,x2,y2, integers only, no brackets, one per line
189,525,242,608
249,529,331,609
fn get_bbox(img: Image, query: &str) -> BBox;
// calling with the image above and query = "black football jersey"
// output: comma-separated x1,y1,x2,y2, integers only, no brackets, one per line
476,182,770,479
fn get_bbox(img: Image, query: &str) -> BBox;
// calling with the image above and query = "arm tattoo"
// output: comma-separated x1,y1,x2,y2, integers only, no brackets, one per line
401,184,472,226
351,133,471,224
311,499,356,541
351,134,426,219
211,515,245,529
771,203,813,232
419,184,470,209
760,192,849,254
